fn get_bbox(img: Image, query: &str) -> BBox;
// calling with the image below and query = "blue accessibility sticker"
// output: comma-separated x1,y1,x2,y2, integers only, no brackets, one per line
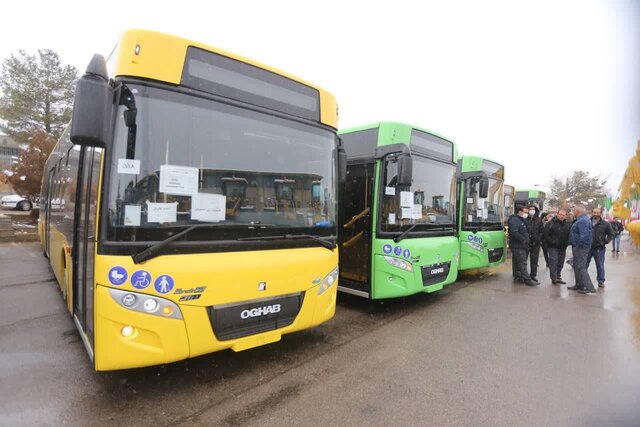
383,244,393,254
394,246,402,256
108,266,128,286
130,270,152,289
403,248,411,258
154,274,175,294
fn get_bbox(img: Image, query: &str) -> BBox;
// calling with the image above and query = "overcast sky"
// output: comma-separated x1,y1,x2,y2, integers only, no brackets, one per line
1,0,638,194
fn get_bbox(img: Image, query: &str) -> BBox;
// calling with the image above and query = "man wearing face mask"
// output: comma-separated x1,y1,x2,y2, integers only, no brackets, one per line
508,205,536,286
568,204,597,295
587,208,614,288
543,209,570,284
525,205,543,283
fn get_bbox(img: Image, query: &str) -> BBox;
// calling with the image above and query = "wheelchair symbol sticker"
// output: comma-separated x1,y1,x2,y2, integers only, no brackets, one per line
131,270,152,289
154,275,174,294
108,266,127,286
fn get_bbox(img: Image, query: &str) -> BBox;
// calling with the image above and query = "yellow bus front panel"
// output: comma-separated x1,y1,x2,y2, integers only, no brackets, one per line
94,247,338,370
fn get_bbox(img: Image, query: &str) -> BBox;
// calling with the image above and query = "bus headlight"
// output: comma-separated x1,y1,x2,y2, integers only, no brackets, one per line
383,256,413,272
317,266,339,295
107,287,182,320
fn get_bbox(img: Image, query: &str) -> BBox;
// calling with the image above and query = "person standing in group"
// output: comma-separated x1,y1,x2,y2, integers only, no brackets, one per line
568,204,597,295
526,205,543,283
508,205,536,286
543,209,570,285
610,217,625,253
540,212,551,268
587,208,614,288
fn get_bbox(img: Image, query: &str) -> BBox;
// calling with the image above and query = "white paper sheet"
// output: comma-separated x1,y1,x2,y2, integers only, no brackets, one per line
400,191,413,208
401,207,412,219
146,201,178,223
385,187,396,196
159,165,199,196
412,204,423,219
468,215,473,222
482,208,488,219
118,159,140,175
124,205,141,226
191,193,226,222
466,197,473,204
388,213,396,224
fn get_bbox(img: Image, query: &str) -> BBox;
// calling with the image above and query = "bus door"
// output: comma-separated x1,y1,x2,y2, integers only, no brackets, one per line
44,167,56,257
339,162,375,297
72,147,102,358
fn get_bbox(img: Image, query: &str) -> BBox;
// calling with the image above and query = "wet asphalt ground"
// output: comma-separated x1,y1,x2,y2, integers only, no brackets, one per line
1,238,639,426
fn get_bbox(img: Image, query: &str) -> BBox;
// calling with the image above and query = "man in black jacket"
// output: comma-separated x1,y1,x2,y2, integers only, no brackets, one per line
543,209,570,284
526,205,543,282
587,208,614,287
508,205,536,286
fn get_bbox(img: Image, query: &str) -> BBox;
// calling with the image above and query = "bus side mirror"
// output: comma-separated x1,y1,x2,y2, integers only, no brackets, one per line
479,177,489,198
70,54,112,148
338,147,347,183
397,154,413,186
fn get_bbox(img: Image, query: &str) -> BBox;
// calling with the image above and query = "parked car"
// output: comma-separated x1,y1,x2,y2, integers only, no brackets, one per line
0,194,33,211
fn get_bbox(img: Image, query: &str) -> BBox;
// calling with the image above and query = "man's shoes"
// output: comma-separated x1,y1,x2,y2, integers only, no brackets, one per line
567,285,582,290
616,250,620,254
598,283,605,288
530,277,540,284
578,289,597,296
552,280,561,285
513,278,523,284
524,280,539,286
557,279,567,284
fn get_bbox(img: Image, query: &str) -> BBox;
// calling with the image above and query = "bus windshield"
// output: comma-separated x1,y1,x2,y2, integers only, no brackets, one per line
380,155,456,233
106,83,337,243
462,177,504,229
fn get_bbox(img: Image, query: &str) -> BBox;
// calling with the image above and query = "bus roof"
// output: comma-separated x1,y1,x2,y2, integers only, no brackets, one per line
105,29,337,128
338,121,457,162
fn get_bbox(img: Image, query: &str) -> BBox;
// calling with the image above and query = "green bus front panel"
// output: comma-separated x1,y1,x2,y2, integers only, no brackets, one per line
370,236,459,299
458,230,506,270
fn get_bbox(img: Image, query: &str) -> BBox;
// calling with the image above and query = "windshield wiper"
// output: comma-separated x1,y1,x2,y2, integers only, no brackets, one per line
132,223,272,264
237,234,336,251
393,224,418,243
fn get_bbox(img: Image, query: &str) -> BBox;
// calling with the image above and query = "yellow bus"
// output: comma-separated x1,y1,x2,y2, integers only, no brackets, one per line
40,29,343,370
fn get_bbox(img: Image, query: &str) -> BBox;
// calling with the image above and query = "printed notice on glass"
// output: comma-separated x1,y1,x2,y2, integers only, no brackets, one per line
191,193,226,222
118,159,140,175
385,187,396,196
412,204,423,219
159,165,199,196
466,197,473,204
388,213,396,224
124,205,141,226
467,215,473,222
401,207,412,219
400,191,413,208
146,201,177,223
482,208,489,219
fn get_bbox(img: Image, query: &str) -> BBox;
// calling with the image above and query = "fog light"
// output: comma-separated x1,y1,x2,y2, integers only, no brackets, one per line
121,325,135,337
122,294,136,307
143,298,158,312
162,306,174,316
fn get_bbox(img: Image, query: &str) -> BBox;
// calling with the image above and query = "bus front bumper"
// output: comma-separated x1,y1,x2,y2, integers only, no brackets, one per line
94,282,337,371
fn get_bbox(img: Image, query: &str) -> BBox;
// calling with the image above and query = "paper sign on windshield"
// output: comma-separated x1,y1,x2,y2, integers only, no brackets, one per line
191,193,226,222
400,191,413,208
412,204,423,219
159,165,199,196
401,207,412,219
388,213,396,224
385,187,396,196
146,201,178,223
124,205,141,226
118,159,140,175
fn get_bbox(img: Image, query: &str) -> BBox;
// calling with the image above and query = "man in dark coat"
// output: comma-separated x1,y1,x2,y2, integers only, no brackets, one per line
526,205,543,282
508,205,536,286
587,208,614,288
568,204,596,295
543,209,570,284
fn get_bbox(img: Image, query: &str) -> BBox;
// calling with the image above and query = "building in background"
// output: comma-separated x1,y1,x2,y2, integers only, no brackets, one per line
0,135,20,196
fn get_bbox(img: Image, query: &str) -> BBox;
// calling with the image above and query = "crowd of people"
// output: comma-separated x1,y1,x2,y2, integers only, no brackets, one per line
507,203,626,295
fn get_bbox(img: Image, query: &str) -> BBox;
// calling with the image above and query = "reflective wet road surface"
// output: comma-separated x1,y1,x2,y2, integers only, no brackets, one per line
1,240,639,426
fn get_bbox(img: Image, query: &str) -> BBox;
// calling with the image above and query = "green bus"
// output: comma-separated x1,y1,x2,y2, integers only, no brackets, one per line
338,122,459,299
515,189,546,212
456,156,506,270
